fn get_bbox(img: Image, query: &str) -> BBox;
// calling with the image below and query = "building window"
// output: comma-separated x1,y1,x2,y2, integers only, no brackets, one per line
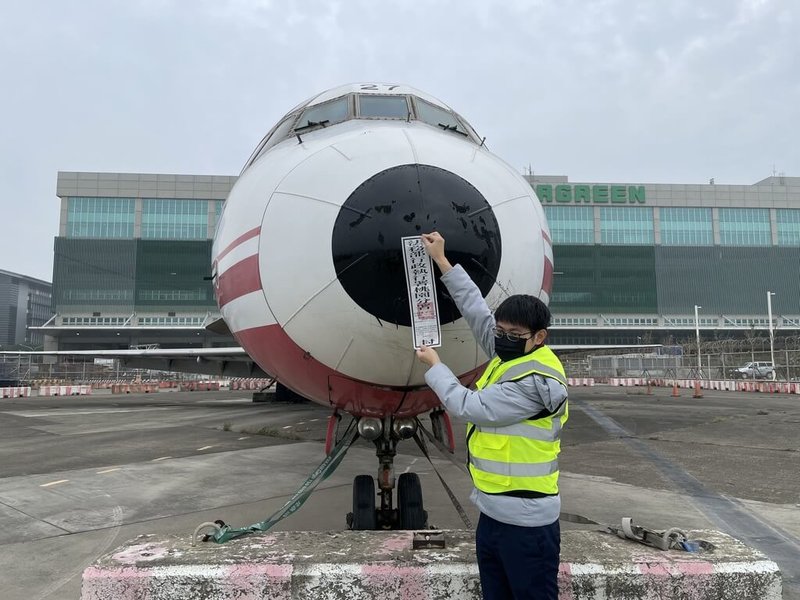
543,206,594,244
141,199,209,240
718,208,770,246
214,200,225,234
776,209,800,246
138,315,204,326
63,289,133,302
600,207,654,245
551,316,596,326
66,197,135,238
660,207,713,246
137,289,208,302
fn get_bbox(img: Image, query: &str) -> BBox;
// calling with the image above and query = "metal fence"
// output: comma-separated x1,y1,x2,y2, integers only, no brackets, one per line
0,354,204,385
5,333,800,385
564,335,800,381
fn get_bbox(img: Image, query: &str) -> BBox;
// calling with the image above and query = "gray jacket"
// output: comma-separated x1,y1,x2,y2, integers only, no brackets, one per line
424,264,567,527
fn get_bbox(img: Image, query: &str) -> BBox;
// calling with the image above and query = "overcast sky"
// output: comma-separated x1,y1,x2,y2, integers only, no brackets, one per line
1,0,797,281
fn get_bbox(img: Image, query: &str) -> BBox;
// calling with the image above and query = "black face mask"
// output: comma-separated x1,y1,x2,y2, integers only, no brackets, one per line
494,336,529,362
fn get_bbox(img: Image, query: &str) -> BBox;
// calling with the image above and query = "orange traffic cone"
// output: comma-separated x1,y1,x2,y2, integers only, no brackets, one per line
671,381,680,397
693,380,703,399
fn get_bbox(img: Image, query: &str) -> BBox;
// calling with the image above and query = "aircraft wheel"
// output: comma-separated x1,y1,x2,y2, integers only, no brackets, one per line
350,475,377,530
398,473,427,530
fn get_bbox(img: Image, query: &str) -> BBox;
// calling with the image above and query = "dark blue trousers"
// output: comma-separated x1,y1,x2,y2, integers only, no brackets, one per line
476,512,560,600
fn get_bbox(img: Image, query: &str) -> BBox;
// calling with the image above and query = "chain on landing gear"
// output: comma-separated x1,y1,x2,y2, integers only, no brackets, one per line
346,415,427,531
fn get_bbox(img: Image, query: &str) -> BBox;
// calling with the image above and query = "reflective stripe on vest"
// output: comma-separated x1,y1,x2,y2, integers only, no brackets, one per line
468,345,568,497
470,456,560,477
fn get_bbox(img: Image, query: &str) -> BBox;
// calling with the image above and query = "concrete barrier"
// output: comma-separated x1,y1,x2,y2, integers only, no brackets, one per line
0,386,31,398
80,529,780,599
602,378,800,395
38,384,93,396
567,377,595,387
111,383,160,394
180,381,221,392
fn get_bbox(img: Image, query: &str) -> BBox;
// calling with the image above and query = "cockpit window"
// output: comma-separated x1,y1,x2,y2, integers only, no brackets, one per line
414,98,467,136
358,95,410,119
295,96,349,132
243,113,298,171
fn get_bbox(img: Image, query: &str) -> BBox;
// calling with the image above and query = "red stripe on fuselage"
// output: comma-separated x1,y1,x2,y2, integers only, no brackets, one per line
217,255,261,307
216,227,261,263
542,256,554,297
234,323,483,418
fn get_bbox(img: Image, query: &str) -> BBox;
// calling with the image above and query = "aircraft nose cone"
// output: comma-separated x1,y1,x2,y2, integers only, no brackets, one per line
332,164,502,326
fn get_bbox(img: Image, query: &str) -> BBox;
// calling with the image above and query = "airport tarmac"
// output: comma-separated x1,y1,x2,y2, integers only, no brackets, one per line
0,386,798,599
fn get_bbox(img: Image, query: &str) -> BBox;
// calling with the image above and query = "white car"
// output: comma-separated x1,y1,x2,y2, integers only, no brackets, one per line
731,362,776,380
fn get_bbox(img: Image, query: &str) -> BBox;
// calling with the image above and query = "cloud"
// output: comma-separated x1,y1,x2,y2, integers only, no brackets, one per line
0,0,797,280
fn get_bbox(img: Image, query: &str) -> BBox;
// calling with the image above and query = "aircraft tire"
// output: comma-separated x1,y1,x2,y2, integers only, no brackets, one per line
398,473,427,530
351,474,377,530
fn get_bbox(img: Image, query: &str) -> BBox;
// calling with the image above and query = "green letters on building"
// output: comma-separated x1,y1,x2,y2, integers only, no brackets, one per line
535,183,646,205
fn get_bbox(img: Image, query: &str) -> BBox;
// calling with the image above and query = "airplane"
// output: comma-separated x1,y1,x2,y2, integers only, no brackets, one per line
215,81,562,530
7,83,660,531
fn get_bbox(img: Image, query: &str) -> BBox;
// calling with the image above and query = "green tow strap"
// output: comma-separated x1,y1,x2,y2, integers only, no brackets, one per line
202,424,359,544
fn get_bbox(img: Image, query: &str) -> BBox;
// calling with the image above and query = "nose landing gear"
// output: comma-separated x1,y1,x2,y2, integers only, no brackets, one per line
345,416,428,530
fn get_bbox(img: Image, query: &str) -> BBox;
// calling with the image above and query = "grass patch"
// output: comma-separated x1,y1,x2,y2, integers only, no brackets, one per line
241,425,304,441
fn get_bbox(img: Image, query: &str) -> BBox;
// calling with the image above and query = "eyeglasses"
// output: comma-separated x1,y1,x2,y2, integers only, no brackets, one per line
493,327,533,343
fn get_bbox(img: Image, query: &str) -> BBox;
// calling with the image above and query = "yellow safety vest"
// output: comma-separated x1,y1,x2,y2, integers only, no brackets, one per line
467,345,568,497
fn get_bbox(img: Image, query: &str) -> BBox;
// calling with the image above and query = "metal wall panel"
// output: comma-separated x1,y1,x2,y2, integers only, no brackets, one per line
53,238,137,310
134,240,215,308
654,246,800,314
550,246,657,313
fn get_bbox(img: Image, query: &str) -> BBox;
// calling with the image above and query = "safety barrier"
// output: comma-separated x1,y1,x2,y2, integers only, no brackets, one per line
609,377,649,386
111,383,160,394
38,385,92,396
80,529,781,599
0,386,31,398
180,381,221,392
230,379,275,390
567,377,595,386
604,378,800,394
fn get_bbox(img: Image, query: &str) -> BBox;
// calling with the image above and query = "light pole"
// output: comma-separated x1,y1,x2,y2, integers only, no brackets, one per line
694,305,702,375
767,291,776,370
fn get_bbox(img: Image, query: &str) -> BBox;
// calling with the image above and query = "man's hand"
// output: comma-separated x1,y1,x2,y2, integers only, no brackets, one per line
421,232,453,274
416,344,441,367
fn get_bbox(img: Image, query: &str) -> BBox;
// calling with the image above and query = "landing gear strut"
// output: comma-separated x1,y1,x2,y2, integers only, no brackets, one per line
344,416,428,530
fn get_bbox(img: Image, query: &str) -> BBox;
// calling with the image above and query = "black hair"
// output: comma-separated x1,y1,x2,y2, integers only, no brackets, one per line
494,294,551,332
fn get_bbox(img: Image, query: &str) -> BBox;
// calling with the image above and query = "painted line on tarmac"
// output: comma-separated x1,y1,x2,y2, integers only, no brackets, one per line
196,445,216,451
6,407,171,417
403,458,419,474
96,467,121,474
33,505,124,600
573,399,800,592
151,456,172,462
40,479,69,488
238,436,250,440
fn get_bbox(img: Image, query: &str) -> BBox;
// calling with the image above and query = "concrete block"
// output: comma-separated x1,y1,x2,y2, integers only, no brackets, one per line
80,529,781,599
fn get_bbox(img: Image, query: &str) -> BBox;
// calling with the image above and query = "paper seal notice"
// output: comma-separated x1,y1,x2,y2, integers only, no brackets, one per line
401,236,442,349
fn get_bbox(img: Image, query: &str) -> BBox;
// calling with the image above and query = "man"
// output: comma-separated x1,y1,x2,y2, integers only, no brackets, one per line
416,232,568,600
